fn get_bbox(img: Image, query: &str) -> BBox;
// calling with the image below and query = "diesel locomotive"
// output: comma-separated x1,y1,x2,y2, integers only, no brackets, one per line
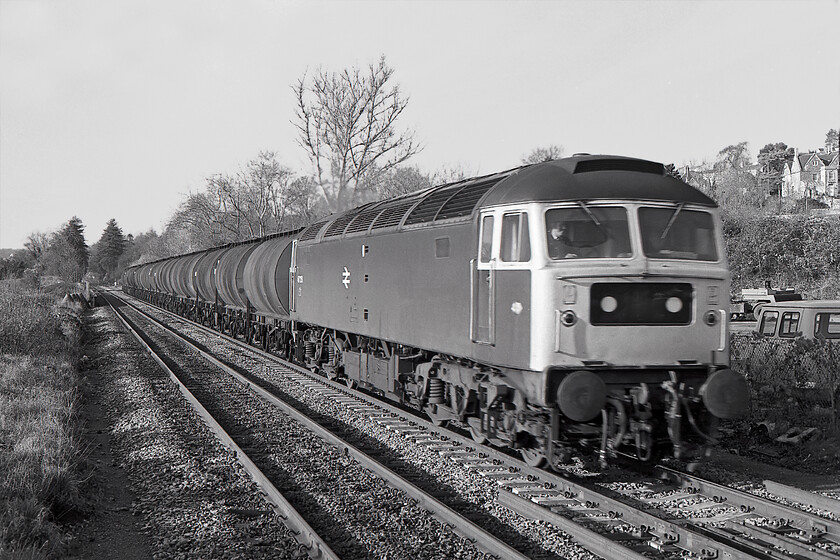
123,154,750,468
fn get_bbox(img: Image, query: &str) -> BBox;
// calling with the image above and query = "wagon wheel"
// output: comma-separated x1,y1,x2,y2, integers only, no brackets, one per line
345,377,357,390
520,448,547,468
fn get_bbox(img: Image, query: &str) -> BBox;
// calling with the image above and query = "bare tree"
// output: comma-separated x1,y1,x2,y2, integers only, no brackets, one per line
521,145,564,164
240,151,296,237
284,175,326,229
24,231,50,272
294,55,419,212
356,164,432,201
429,163,476,186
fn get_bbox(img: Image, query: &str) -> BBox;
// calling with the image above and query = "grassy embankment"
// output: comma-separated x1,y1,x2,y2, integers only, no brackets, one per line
0,277,87,559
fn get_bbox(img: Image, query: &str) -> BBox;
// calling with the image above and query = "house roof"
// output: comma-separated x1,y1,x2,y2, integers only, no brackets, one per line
798,153,815,168
818,151,839,166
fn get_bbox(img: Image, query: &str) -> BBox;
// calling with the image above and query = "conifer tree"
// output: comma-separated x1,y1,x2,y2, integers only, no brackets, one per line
94,218,126,282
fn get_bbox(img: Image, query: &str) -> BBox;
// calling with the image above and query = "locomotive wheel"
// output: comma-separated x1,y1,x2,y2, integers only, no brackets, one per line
469,424,488,445
520,448,547,468
426,406,449,427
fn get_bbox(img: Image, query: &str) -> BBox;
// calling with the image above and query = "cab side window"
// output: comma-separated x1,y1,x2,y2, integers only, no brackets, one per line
500,213,531,263
759,311,778,336
778,312,801,338
479,215,494,263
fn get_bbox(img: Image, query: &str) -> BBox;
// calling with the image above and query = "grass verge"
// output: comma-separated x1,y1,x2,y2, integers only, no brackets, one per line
0,278,86,559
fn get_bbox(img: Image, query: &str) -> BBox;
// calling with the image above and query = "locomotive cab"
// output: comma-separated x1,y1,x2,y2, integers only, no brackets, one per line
469,163,749,465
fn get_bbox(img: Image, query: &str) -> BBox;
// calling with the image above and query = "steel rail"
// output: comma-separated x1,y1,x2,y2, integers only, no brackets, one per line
108,291,532,560
763,480,840,518
657,465,840,543
103,293,339,560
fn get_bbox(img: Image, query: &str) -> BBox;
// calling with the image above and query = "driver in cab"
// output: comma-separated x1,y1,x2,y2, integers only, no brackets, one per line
548,221,577,259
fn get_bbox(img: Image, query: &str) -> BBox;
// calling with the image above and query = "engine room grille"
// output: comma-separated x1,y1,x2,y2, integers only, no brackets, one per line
436,178,501,220
370,200,419,230
404,184,463,225
299,219,329,242
590,282,692,325
344,206,385,234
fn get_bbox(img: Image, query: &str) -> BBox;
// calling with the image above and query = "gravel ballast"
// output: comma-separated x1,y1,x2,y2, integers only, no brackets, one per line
82,306,306,559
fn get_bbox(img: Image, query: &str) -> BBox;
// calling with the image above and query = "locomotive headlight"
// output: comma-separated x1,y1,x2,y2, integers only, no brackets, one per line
560,310,578,326
600,296,618,313
703,310,719,326
665,297,683,313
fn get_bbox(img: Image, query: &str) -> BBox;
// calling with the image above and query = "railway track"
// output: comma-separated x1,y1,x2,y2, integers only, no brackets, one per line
102,291,534,560
110,289,840,560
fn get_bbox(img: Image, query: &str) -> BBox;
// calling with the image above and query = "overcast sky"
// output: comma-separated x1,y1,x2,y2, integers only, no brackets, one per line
1,0,838,249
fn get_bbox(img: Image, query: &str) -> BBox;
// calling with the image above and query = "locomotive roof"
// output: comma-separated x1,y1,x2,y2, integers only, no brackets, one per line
297,154,715,243
482,155,717,208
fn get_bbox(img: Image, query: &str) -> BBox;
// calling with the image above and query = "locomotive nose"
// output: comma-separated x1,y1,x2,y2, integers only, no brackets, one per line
556,370,607,421
700,368,751,419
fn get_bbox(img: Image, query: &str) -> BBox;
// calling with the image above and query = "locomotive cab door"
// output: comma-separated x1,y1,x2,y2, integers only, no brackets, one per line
471,213,495,344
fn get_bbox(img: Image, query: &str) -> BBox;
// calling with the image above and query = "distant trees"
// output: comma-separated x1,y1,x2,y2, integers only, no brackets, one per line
710,142,763,216
118,230,159,267
294,56,419,212
664,164,683,181
827,128,839,152
163,152,319,254
0,250,30,280
521,145,564,164
359,165,432,200
758,142,795,196
24,231,50,274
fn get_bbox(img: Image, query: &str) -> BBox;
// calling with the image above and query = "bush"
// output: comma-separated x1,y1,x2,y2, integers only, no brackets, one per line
725,213,840,298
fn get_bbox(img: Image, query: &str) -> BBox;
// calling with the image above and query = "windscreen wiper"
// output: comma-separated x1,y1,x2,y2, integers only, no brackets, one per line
577,201,607,236
660,203,685,240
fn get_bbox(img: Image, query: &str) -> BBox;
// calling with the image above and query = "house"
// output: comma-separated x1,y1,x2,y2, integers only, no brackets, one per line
781,149,840,201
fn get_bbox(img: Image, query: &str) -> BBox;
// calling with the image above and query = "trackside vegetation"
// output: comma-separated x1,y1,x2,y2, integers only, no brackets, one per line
725,213,840,298
0,277,87,558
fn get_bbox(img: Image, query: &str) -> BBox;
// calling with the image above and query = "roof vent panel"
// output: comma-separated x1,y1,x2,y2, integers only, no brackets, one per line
574,159,664,175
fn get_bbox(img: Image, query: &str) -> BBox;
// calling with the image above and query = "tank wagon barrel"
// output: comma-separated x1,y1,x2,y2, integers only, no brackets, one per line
122,154,750,468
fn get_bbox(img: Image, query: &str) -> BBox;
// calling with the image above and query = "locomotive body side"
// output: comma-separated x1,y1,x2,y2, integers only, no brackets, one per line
293,223,487,365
